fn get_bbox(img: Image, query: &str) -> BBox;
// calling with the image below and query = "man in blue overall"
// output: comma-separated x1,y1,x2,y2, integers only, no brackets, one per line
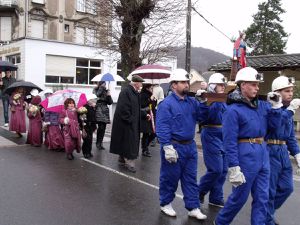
198,73,228,208
215,67,279,225
266,76,300,225
156,68,208,220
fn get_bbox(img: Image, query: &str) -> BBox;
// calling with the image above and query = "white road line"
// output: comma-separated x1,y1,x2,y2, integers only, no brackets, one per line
81,158,184,199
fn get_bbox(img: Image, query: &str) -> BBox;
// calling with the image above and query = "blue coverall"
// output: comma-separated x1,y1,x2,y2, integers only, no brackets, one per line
265,107,300,225
156,92,208,210
216,100,279,225
198,102,228,205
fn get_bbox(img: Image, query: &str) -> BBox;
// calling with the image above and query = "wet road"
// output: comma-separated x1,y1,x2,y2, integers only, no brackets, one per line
0,132,300,225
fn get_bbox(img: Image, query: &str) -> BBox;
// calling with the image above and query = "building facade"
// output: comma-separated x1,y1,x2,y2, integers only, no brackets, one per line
0,0,117,98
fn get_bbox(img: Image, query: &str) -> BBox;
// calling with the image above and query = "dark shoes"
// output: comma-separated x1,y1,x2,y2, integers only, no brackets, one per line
208,201,225,208
96,143,105,150
142,150,152,157
83,153,93,159
67,153,74,160
118,156,125,164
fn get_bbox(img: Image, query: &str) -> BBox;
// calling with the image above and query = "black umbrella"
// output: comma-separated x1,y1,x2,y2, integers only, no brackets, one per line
0,60,18,71
4,80,43,96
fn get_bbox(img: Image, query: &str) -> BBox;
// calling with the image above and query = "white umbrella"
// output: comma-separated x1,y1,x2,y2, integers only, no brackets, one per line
91,72,125,82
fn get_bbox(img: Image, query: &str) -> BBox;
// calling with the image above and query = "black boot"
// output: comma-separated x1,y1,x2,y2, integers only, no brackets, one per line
142,149,152,157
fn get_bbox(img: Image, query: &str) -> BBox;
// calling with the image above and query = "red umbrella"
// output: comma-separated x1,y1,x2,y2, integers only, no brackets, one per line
128,64,171,81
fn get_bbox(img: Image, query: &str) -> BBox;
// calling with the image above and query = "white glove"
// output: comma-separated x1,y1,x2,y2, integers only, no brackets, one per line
287,99,300,114
64,117,69,125
267,92,282,109
294,153,300,176
195,89,207,103
163,145,178,163
228,166,246,187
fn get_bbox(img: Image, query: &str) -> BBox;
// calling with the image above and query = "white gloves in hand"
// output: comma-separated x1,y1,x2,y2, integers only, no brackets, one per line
228,166,246,187
64,117,70,125
267,92,283,109
294,153,300,176
195,89,207,103
287,98,300,114
163,145,178,163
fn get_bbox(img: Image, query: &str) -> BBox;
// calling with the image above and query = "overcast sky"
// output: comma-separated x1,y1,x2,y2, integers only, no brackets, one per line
191,0,299,57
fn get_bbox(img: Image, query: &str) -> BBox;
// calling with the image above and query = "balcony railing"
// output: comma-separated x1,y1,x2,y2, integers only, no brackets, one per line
0,0,18,7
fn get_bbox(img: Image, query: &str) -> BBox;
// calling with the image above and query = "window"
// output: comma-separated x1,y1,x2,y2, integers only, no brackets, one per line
76,0,97,14
75,26,97,46
31,20,44,38
0,17,12,41
46,55,76,84
76,0,85,12
76,58,101,85
32,0,45,4
6,54,20,79
64,24,70,33
45,55,101,85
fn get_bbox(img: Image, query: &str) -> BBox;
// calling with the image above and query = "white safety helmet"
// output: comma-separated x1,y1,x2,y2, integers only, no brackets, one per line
86,93,97,101
271,76,295,92
208,73,227,84
235,67,264,83
30,89,39,96
169,68,190,82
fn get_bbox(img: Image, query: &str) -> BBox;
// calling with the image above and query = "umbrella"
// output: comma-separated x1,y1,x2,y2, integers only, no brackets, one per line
127,64,171,83
91,72,125,82
40,89,87,112
0,60,18,71
4,80,43,96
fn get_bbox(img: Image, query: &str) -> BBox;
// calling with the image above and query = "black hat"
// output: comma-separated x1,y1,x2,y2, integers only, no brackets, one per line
131,75,144,82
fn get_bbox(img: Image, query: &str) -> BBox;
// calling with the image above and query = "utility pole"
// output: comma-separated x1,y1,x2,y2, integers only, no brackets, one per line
185,0,191,73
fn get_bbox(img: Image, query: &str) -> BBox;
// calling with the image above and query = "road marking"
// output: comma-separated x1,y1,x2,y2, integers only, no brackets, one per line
81,158,184,199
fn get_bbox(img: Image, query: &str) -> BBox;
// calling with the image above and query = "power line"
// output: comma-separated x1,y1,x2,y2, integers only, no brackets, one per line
191,6,233,43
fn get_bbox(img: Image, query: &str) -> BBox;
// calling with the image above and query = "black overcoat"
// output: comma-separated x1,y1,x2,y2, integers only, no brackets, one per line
109,85,141,159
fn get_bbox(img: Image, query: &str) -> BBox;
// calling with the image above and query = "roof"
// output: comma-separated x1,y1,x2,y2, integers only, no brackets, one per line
209,53,300,72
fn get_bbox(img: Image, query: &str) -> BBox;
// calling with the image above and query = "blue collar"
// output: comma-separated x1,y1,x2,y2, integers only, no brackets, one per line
171,91,188,102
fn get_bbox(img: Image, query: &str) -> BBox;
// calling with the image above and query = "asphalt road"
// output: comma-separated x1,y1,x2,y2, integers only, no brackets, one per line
0,131,300,225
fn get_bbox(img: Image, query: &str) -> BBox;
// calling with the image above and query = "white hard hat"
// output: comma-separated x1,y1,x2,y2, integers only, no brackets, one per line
86,93,97,101
30,89,39,96
169,68,190,82
208,73,227,84
235,67,264,83
272,76,294,91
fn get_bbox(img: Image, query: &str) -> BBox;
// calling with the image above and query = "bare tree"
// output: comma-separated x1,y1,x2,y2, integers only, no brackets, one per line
83,0,186,77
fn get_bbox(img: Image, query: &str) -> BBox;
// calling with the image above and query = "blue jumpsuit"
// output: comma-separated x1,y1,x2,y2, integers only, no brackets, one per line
216,100,279,225
266,107,300,225
198,102,228,205
156,92,208,210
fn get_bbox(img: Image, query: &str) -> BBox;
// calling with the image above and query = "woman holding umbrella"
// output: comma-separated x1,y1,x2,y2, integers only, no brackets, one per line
9,87,27,137
93,81,113,150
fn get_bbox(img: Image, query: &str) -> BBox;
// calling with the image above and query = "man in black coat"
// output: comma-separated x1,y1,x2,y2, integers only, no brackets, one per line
0,71,16,127
110,75,144,173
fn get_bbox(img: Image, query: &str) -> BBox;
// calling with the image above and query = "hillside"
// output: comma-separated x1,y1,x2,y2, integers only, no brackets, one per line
172,46,230,73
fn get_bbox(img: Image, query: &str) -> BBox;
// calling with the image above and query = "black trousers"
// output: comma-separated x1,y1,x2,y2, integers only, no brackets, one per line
82,126,94,156
141,133,156,151
96,122,107,146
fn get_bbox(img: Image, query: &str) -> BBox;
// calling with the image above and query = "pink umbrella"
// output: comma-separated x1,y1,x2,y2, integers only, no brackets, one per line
40,89,87,112
127,64,171,82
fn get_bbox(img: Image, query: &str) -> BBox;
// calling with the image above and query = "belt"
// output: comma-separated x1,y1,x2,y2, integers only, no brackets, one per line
267,139,286,145
171,139,193,145
238,137,264,144
203,124,222,128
